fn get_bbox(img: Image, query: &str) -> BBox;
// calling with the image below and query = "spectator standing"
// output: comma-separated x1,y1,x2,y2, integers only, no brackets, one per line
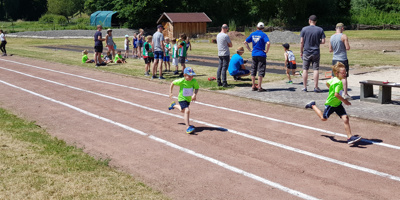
300,15,326,92
216,24,232,87
152,24,166,79
329,23,351,99
244,22,270,92
94,25,106,67
0,30,7,56
105,29,116,59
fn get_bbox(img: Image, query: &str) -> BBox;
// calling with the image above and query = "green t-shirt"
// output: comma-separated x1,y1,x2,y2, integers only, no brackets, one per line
82,55,88,63
178,41,187,57
143,42,154,57
325,77,343,107
114,54,123,62
173,78,200,102
165,43,170,56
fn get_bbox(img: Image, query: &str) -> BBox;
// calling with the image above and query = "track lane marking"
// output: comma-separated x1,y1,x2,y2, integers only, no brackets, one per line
1,67,400,183
0,58,397,150
0,79,318,200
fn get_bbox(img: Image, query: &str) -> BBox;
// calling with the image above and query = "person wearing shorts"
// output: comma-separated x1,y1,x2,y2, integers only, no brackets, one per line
94,25,105,66
105,29,115,59
228,47,250,80
300,15,326,92
282,43,297,84
152,25,165,79
329,22,351,99
244,22,270,92
143,36,154,76
171,38,179,74
177,33,188,77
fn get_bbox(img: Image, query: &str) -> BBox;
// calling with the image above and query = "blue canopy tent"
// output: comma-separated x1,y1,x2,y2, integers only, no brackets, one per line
90,11,118,27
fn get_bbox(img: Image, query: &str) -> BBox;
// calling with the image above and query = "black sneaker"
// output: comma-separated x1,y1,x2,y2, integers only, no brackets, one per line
174,70,179,75
217,82,222,87
222,82,228,87
233,76,238,80
347,136,362,144
179,73,184,77
305,101,316,109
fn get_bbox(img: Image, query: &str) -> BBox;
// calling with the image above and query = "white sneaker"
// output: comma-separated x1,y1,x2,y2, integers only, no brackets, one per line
343,94,352,100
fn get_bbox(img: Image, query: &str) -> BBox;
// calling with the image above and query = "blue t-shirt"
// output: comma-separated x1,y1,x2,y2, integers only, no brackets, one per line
94,31,103,46
228,54,244,75
245,30,270,57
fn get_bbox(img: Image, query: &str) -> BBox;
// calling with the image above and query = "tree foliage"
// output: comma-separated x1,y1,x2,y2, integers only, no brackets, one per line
47,0,84,21
0,0,47,21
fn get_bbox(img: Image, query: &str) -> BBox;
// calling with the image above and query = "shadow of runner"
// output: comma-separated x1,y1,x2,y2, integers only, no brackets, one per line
195,126,228,133
321,135,383,148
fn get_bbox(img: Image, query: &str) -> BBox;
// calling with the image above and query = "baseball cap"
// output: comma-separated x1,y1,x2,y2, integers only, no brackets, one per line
282,43,290,49
309,15,317,21
257,22,264,28
157,24,164,29
336,23,344,28
184,67,196,76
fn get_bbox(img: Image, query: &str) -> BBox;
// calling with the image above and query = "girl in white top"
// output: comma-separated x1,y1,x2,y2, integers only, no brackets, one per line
0,30,7,56
124,35,130,58
105,29,115,59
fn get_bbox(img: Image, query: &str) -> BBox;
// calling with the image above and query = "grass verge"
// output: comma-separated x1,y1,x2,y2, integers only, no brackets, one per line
0,108,169,199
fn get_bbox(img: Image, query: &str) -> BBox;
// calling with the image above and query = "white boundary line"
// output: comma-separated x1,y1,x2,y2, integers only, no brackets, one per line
0,58,399,151
2,66,400,183
0,79,319,200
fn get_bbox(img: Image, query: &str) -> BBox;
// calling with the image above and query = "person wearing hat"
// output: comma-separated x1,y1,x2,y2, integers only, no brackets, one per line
216,24,233,87
152,24,166,79
282,43,297,84
168,67,200,134
228,47,250,80
329,23,351,100
244,22,270,92
300,15,326,92
105,29,116,59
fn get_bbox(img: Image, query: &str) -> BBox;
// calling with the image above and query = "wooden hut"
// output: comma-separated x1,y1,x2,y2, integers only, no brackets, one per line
156,12,212,39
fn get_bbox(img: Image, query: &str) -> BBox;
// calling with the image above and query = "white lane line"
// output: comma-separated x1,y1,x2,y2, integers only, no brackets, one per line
0,59,398,150
0,79,319,200
2,67,400,183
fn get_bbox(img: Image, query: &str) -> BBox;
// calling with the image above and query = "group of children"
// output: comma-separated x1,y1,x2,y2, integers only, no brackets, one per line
82,49,127,65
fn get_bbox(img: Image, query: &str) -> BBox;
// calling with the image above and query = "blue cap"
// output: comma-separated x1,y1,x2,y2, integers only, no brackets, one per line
184,67,196,76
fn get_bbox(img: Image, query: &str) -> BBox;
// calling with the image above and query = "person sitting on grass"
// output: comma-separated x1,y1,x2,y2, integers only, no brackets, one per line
114,51,127,63
82,50,95,63
104,51,113,63
282,43,297,84
228,47,250,81
305,62,361,145
168,67,199,134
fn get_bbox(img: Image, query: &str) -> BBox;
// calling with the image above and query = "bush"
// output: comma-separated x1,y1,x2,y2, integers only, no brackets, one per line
352,5,400,25
39,14,68,25
229,20,237,32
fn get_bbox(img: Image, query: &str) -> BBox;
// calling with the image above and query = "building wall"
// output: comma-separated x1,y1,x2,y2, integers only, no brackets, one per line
162,22,207,39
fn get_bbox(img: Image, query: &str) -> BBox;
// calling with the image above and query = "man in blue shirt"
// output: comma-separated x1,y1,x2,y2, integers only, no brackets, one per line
228,47,250,80
244,22,270,92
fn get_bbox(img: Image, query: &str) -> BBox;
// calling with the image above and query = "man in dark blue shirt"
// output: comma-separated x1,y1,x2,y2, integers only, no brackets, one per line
94,25,105,66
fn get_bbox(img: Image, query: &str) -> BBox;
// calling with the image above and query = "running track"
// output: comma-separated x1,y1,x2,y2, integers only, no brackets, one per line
0,57,399,199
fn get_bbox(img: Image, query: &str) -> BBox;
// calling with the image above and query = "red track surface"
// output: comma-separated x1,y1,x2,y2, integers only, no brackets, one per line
0,57,399,199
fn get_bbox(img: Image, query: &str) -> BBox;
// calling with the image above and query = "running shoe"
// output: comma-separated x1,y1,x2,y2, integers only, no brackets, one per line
145,72,150,76
168,101,175,110
343,94,352,100
287,80,293,84
159,76,166,80
186,125,195,134
305,100,316,109
185,59,189,62
299,70,303,77
151,75,158,79
302,88,308,92
174,70,179,75
347,136,361,144
258,88,267,92
314,87,322,93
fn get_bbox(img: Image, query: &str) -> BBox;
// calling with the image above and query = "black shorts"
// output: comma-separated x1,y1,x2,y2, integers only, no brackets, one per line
94,45,103,53
323,104,347,119
179,101,190,110
179,57,186,64
332,60,349,77
251,56,266,77
144,57,154,64
287,62,297,69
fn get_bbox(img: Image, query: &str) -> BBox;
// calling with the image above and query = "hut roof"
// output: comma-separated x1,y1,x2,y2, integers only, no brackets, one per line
157,12,212,24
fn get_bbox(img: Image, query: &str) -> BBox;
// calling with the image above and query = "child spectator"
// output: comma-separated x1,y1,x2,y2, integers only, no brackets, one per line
168,67,199,134
171,38,179,75
164,37,171,72
143,36,154,76
104,51,113,63
228,47,250,80
82,50,95,63
305,62,361,144
132,32,138,58
124,35,130,59
137,29,144,59
114,50,127,63
282,43,297,84
178,33,188,77
105,29,116,59
185,37,192,62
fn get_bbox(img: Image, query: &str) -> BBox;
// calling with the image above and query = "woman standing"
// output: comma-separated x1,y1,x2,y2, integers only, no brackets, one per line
0,30,7,56
105,29,116,59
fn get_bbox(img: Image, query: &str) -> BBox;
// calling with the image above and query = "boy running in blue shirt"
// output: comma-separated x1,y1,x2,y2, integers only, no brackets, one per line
305,62,361,144
168,67,199,134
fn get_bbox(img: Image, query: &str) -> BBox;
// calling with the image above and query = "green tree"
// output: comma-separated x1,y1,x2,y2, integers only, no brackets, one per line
0,0,47,21
48,0,84,22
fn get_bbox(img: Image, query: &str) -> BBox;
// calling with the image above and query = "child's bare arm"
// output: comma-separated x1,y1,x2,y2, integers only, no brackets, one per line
192,89,199,101
335,92,351,105
284,53,288,66
169,82,174,99
326,83,330,88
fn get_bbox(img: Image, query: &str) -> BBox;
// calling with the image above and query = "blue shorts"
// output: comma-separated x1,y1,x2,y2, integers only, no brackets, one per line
323,104,347,119
133,42,137,48
163,56,170,62
231,69,250,76
179,101,190,110
154,51,164,59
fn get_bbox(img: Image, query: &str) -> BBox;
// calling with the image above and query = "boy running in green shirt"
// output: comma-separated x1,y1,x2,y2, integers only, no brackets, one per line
305,62,361,144
168,67,199,134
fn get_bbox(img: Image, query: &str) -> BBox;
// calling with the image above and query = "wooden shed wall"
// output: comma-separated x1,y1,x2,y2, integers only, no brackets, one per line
162,22,207,39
